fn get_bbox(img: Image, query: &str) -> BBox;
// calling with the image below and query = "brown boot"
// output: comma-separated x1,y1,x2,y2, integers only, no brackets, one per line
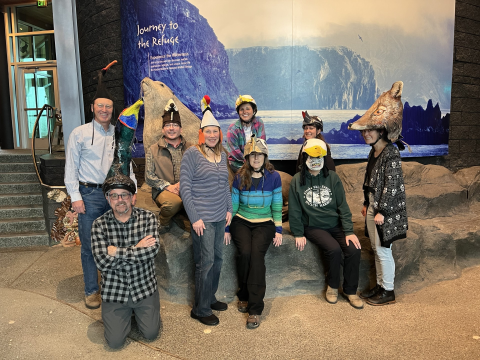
325,286,338,304
347,294,364,309
246,315,260,329
85,292,101,309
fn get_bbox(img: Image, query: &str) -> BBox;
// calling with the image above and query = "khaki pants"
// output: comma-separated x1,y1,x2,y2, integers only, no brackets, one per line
155,190,183,226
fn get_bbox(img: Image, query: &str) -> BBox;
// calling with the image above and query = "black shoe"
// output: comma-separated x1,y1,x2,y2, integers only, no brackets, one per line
360,284,382,299
366,288,396,306
210,301,228,311
190,310,219,326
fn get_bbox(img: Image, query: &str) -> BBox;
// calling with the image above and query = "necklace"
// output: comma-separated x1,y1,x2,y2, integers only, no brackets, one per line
206,146,219,167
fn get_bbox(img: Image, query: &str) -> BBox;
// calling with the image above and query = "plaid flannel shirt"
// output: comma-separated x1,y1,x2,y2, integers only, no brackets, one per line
226,117,266,171
91,207,159,303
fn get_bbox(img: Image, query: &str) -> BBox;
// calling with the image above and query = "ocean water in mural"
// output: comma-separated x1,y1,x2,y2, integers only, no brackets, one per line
121,0,455,159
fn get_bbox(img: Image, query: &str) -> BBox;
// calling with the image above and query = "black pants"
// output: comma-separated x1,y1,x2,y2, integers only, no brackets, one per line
230,216,275,315
304,226,361,295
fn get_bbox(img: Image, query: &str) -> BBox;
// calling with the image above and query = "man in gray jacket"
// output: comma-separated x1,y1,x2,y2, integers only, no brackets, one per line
145,100,192,232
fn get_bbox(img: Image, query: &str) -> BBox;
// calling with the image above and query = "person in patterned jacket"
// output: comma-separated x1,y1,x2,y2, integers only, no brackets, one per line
226,95,266,172
91,172,160,349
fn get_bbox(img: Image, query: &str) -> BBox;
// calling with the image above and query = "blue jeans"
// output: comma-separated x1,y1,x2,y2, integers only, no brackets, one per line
78,185,110,296
367,194,395,291
191,220,225,317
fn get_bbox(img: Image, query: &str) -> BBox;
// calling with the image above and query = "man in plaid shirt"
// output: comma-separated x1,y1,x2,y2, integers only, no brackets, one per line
91,172,160,349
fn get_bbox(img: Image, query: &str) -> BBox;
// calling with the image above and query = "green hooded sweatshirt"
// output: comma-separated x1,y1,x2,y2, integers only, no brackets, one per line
288,170,354,238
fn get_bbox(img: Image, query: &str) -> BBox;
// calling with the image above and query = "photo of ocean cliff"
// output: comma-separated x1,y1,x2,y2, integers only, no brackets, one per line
121,0,455,159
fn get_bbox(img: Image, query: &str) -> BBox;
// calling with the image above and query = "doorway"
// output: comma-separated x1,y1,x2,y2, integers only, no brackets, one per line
16,65,59,149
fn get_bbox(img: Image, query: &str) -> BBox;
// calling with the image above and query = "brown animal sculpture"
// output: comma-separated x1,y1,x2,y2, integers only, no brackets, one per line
348,81,403,142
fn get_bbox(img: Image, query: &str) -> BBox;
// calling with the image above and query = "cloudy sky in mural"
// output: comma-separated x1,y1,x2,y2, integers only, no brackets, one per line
189,0,455,109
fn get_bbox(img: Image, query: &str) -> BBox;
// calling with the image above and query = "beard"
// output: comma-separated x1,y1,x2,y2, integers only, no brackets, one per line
114,201,130,215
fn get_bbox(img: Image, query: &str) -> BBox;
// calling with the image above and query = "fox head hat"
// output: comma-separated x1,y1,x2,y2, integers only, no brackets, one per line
303,138,328,158
348,81,404,142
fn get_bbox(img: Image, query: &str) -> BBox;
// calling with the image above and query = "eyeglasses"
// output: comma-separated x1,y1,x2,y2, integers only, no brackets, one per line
108,193,131,200
96,103,113,110
164,123,180,128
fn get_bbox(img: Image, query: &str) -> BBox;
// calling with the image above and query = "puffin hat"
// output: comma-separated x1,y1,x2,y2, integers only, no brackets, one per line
198,95,222,144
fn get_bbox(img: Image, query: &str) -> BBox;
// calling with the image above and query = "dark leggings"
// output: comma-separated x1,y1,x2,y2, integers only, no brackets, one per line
304,226,361,295
230,216,275,315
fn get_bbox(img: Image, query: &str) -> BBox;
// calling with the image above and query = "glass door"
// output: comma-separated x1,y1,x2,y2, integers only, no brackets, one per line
16,65,60,148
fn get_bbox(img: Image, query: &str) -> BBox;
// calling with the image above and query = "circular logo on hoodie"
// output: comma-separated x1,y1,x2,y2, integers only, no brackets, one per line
304,185,332,207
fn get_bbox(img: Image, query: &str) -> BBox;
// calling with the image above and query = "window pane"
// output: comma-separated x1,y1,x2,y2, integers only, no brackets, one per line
16,4,53,32
34,34,56,61
17,35,56,62
17,36,33,62
24,70,55,139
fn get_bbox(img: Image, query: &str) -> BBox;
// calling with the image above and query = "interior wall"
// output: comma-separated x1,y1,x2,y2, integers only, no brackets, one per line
448,0,480,170
75,0,480,171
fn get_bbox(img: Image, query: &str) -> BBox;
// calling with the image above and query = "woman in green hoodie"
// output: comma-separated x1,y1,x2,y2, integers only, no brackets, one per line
288,138,364,309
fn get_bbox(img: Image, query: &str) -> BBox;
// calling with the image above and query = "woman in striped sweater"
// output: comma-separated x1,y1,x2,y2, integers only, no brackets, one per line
180,97,233,327
224,135,282,329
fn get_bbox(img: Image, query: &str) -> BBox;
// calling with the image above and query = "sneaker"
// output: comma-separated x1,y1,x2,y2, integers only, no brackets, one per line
346,294,364,309
210,301,228,311
246,314,260,329
366,288,396,306
237,301,248,313
325,286,338,304
85,292,101,309
360,284,381,299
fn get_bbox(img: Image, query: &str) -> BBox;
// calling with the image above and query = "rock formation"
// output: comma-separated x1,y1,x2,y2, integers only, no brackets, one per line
151,162,480,304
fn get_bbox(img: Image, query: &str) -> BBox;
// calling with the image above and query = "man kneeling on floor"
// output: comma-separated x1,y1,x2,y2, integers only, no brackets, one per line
91,172,160,349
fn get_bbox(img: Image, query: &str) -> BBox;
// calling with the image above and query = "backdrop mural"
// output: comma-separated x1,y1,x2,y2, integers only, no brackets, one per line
120,0,455,159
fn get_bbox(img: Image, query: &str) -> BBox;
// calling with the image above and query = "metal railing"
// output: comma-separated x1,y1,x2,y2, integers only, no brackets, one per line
30,104,65,189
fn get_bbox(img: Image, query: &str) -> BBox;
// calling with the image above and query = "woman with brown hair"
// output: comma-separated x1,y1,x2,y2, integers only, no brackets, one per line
224,135,282,329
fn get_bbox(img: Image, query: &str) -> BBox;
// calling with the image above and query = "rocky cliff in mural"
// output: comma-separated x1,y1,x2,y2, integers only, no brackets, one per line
121,0,239,117
227,46,378,110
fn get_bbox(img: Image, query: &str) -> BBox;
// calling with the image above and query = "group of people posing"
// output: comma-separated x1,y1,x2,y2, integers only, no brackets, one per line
65,85,407,348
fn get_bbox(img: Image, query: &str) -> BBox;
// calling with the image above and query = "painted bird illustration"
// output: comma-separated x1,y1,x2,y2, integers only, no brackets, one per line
106,98,144,178
358,34,363,42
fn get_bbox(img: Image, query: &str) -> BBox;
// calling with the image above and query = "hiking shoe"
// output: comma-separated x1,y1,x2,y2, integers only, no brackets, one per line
367,288,396,306
347,294,364,309
85,292,101,309
360,284,381,299
246,315,260,329
237,301,248,313
325,286,338,304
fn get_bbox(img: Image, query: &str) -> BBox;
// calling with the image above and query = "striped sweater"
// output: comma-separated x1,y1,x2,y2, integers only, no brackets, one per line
227,170,283,234
180,146,233,224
